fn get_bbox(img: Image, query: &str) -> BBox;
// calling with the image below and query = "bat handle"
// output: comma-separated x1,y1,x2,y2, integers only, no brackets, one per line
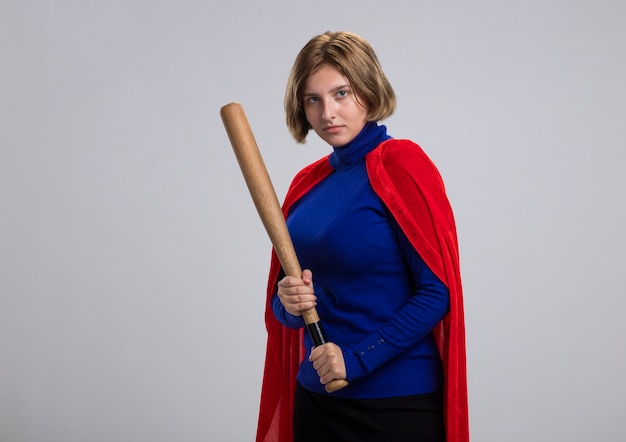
301,309,349,393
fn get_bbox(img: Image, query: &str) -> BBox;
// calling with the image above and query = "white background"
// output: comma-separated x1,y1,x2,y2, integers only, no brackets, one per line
2,1,625,441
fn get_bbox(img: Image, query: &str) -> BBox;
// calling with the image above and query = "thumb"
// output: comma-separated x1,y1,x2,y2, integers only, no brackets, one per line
301,269,313,286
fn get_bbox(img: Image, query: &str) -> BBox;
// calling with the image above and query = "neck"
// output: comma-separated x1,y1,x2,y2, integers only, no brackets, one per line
329,122,390,170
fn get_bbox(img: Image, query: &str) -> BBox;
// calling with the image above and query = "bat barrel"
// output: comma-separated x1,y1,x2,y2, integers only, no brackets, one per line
220,102,301,277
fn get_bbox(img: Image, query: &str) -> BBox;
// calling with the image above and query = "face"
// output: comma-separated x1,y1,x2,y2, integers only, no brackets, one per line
302,64,369,147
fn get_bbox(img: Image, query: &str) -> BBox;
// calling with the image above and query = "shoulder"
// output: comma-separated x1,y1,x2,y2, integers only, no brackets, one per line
366,140,457,285
366,139,445,191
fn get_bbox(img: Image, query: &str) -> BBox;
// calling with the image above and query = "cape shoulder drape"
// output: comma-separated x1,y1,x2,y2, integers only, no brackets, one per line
256,139,469,442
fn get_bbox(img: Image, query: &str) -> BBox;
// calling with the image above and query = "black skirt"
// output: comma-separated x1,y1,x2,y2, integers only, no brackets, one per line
293,382,445,442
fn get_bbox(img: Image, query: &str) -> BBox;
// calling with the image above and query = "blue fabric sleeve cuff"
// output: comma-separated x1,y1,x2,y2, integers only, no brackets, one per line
271,293,305,329
342,332,398,381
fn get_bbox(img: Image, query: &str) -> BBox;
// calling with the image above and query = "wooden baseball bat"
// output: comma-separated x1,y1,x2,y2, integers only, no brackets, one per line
220,102,348,394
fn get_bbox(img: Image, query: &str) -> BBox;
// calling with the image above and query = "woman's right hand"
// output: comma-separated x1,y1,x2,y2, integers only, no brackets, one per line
277,269,317,316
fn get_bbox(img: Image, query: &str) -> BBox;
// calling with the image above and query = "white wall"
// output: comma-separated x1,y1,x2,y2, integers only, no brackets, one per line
1,1,625,440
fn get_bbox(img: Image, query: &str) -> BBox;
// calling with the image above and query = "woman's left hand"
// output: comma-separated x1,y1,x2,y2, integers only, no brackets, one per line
309,343,347,385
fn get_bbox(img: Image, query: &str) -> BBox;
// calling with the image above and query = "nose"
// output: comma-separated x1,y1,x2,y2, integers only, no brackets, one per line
321,100,336,121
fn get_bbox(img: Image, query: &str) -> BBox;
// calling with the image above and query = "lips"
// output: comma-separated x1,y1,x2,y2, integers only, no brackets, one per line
324,125,343,134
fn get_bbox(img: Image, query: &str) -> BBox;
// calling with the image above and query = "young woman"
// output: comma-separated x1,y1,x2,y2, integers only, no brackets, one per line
256,31,468,442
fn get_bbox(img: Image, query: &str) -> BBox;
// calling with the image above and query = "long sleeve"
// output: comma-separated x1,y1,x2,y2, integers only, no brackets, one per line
342,216,449,382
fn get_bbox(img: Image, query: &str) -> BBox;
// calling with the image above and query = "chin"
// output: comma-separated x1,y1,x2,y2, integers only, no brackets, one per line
324,135,350,147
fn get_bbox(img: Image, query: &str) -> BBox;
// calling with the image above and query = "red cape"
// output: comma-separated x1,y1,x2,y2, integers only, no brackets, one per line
256,139,469,441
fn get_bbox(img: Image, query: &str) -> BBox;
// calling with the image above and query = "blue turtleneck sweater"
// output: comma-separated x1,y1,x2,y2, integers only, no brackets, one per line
272,122,449,399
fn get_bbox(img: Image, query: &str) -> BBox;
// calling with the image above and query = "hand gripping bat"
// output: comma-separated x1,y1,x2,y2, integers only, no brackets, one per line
220,102,348,394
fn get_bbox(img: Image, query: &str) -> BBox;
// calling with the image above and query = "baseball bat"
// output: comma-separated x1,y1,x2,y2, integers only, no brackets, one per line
220,102,348,394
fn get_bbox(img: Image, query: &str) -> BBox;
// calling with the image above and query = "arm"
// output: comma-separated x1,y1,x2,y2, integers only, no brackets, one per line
342,216,450,382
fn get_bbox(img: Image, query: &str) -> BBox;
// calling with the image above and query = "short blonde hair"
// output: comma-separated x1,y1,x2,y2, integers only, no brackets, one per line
285,31,397,143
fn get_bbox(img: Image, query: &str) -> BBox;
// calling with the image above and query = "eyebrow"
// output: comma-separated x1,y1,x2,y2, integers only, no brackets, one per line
303,84,351,97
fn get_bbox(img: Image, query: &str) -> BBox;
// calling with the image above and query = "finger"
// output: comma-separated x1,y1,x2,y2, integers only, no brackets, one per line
311,355,324,371
319,372,336,385
277,275,303,288
309,345,323,362
315,360,341,385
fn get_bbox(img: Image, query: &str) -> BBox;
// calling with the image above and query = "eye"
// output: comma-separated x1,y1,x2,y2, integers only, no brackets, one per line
305,96,319,104
337,90,348,98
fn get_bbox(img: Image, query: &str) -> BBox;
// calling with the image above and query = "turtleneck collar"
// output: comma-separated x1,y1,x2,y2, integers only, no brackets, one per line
328,122,391,170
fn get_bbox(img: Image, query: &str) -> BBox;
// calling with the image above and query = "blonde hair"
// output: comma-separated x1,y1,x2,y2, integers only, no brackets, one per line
285,31,397,143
